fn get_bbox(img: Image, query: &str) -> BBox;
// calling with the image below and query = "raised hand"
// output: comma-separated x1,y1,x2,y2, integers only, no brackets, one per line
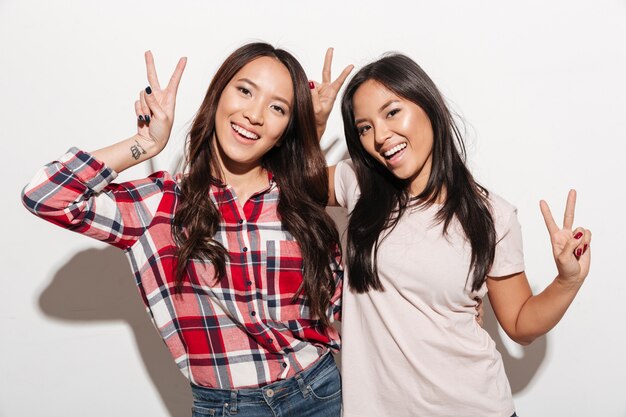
309,48,354,139
540,189,592,287
135,51,187,156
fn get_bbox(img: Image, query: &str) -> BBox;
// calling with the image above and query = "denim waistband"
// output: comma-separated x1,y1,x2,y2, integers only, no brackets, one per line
191,353,337,411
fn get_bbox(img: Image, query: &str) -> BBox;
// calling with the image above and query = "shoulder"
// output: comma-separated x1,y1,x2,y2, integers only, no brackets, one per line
334,159,360,209
487,192,518,221
486,191,522,238
334,159,358,188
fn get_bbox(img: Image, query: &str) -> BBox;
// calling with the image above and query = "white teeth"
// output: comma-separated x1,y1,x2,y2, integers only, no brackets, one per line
231,123,260,140
383,143,407,158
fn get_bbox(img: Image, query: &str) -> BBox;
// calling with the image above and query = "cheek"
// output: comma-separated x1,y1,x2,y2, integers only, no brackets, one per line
267,115,290,142
360,136,381,161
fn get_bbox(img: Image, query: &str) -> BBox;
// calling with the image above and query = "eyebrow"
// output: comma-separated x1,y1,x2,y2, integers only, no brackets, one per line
236,78,291,108
354,99,400,124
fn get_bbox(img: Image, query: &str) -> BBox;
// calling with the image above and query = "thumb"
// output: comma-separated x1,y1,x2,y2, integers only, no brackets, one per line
562,230,584,257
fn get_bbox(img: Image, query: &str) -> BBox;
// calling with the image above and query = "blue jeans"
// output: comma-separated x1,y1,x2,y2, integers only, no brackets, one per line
190,353,341,417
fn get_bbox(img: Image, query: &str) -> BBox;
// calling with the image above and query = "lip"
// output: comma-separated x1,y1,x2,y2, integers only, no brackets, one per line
384,145,407,167
380,141,407,163
380,141,407,156
230,122,260,143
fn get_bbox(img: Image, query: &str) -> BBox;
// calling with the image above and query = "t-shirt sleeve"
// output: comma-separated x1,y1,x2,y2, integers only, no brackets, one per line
333,159,361,211
488,195,525,277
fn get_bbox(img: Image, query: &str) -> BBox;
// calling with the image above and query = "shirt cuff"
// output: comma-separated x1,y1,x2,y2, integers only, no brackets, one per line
59,147,119,193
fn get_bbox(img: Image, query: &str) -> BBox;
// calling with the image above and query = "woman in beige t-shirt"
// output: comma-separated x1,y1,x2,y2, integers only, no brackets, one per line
327,54,592,417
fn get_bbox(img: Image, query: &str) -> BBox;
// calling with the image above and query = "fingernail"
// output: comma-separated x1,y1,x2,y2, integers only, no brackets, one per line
576,248,582,257
145,115,150,124
145,86,152,94
574,232,583,239
309,81,315,89
583,244,588,254
138,115,144,122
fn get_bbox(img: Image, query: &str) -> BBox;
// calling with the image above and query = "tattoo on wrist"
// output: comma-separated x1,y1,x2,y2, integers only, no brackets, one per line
130,140,147,160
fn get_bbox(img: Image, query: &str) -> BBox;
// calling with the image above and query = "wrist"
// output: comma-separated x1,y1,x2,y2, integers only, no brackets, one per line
131,134,162,159
316,123,327,140
554,274,585,292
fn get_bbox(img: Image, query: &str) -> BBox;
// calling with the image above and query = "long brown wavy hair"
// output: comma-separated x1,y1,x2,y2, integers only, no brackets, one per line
172,43,340,326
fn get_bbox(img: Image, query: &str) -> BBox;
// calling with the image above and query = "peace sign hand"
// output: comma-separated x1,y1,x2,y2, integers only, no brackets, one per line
310,48,354,139
540,189,592,287
134,51,187,156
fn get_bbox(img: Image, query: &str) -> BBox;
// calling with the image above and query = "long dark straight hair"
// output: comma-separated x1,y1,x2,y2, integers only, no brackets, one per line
341,54,495,293
172,43,340,325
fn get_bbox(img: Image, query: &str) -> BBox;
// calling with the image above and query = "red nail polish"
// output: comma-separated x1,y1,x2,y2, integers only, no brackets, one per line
576,248,582,257
574,232,583,239
583,244,588,253
309,81,315,89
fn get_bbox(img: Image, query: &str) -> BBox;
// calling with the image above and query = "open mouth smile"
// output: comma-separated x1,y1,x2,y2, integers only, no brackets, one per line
231,123,260,140
383,143,407,160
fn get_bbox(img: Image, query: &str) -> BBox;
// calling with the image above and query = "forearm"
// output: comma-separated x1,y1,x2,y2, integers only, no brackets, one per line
91,134,159,174
513,276,584,344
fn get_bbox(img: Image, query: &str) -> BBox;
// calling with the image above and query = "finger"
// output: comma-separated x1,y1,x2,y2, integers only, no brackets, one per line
562,228,584,257
309,82,321,113
140,89,151,123
145,51,161,91
166,56,187,96
571,227,586,258
322,48,333,84
330,64,354,91
563,189,577,230
539,200,559,236
581,228,592,255
144,86,166,120
134,100,144,123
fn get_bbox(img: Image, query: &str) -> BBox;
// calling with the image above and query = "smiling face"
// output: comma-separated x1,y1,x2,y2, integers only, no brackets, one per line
353,80,434,196
214,56,294,174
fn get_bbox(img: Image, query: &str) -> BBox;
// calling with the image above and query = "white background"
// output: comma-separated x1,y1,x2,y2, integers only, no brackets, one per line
1,1,625,416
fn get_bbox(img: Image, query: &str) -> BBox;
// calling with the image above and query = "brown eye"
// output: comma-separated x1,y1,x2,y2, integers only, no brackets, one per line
271,104,286,115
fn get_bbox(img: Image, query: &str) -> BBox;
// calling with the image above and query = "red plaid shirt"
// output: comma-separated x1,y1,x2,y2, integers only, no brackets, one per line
22,148,342,389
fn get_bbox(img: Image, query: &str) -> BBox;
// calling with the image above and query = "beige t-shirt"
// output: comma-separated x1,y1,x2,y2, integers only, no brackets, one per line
335,160,525,417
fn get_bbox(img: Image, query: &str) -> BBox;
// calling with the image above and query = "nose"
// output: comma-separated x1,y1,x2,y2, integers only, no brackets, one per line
243,99,264,126
373,121,391,146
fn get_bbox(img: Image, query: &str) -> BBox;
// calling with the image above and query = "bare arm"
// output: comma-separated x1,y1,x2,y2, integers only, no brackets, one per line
487,190,591,345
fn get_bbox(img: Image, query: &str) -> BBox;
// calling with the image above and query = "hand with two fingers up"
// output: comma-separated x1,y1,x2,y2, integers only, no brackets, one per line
134,50,187,158
309,48,354,139
540,189,592,289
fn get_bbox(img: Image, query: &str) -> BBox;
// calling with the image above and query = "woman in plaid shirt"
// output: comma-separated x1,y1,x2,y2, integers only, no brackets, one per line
22,43,352,417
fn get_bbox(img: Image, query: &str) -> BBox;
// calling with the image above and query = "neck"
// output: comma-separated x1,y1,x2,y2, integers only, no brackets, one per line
213,141,269,203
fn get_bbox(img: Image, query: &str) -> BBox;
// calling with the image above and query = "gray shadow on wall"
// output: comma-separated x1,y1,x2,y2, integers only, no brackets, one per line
38,246,191,417
482,297,547,394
